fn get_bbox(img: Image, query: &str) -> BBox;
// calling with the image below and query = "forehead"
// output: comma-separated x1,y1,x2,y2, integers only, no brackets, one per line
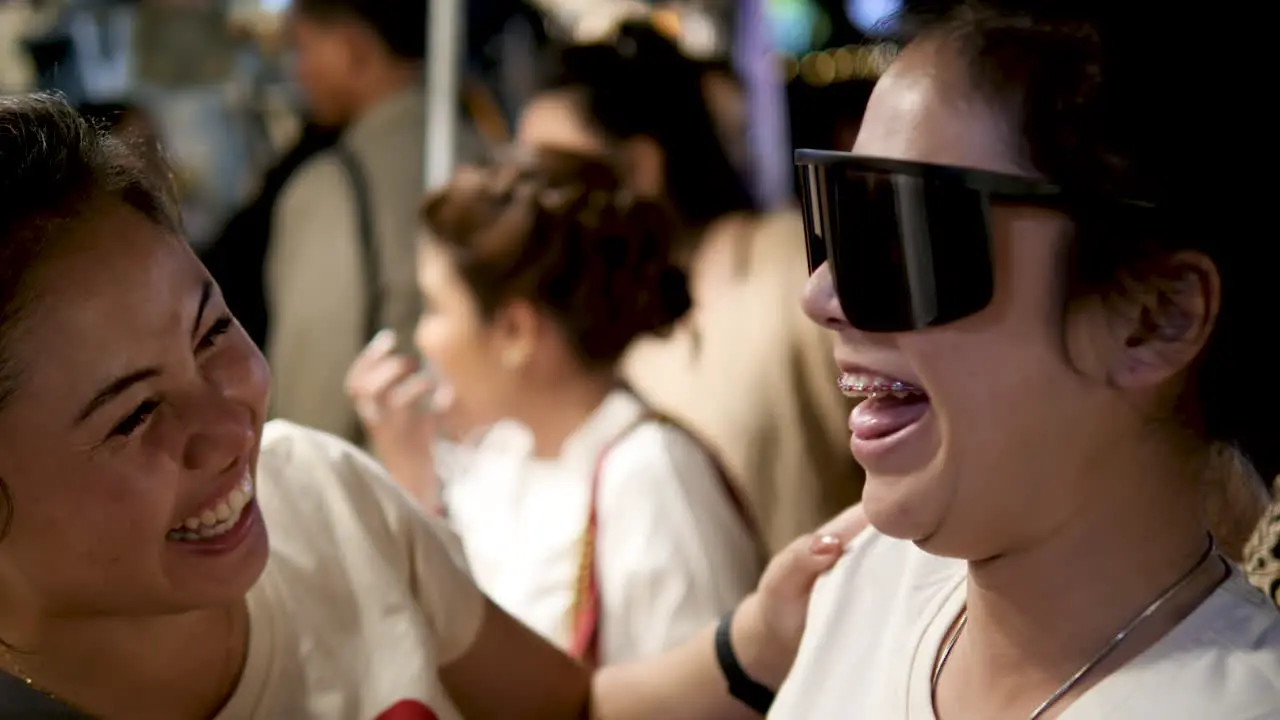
854,39,1029,176
7,204,204,407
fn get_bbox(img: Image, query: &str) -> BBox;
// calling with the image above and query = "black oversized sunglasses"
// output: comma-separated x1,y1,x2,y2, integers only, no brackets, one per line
796,149,1071,333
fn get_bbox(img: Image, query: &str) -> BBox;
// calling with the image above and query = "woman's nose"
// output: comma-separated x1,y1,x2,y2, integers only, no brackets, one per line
801,263,848,331
176,387,257,473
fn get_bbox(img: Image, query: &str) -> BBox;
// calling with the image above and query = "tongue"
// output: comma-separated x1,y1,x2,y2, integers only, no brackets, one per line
851,395,930,441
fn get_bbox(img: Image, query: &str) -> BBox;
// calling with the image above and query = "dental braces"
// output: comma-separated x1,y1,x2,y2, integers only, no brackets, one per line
838,376,923,399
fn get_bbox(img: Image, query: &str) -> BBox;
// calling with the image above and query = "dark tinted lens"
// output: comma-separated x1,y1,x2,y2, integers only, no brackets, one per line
798,164,995,332
798,164,828,273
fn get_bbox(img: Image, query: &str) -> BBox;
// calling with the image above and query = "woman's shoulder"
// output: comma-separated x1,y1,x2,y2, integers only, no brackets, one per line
598,418,720,492
594,416,745,525
1097,570,1280,719
804,531,965,652
255,419,469,570
256,419,392,509
252,420,484,659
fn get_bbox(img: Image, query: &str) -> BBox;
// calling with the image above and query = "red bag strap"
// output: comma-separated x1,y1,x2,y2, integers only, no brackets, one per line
565,409,763,666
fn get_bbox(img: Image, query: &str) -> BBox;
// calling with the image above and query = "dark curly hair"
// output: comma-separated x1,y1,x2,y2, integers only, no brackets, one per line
899,1,1276,490
421,148,691,368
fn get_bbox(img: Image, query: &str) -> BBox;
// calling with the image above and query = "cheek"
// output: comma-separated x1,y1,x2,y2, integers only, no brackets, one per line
416,314,493,387
4,457,177,583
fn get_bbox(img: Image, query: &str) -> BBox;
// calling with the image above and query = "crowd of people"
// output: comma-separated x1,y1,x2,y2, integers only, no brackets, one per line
0,0,1277,717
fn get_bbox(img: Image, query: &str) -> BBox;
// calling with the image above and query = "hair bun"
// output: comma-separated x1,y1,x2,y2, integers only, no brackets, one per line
601,197,691,339
422,148,691,368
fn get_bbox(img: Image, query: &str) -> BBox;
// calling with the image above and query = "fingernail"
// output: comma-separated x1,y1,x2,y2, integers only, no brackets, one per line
810,534,842,554
372,328,396,348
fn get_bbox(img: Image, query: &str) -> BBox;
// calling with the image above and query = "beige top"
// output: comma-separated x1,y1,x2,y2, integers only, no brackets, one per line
266,88,427,440
773,530,1280,719
623,211,863,552
216,420,484,719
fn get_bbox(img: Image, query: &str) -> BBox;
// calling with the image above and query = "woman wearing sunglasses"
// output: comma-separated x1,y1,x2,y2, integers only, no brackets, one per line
771,1,1280,718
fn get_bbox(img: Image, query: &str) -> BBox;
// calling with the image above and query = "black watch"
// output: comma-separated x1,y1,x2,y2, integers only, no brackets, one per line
714,608,777,714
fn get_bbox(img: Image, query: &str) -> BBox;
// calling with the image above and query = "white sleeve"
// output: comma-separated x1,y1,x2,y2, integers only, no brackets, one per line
593,423,763,663
258,421,487,664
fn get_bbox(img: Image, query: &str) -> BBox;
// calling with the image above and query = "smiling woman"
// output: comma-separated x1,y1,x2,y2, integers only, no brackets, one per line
0,91,583,719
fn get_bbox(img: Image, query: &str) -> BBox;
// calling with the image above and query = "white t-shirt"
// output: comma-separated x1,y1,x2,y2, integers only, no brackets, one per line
444,389,762,664
772,530,1280,719
215,420,485,720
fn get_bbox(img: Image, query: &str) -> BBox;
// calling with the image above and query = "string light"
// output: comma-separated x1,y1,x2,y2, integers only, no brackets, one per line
782,43,898,86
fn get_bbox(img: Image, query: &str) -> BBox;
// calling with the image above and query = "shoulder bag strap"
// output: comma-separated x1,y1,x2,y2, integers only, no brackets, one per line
566,409,766,666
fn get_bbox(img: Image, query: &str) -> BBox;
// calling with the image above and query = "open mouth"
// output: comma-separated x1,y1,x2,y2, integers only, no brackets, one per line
839,372,931,442
166,476,255,542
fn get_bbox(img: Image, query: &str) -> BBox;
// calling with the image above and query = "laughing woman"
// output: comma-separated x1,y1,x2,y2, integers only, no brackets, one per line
770,1,1280,718
0,97,824,718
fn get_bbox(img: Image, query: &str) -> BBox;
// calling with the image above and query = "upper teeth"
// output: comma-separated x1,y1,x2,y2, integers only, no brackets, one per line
167,476,254,541
838,373,924,399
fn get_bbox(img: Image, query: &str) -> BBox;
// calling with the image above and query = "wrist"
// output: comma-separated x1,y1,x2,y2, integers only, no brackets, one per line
729,593,790,690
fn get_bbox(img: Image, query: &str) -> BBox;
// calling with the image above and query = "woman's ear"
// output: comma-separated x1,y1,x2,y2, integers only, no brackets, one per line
491,299,541,371
1105,252,1220,389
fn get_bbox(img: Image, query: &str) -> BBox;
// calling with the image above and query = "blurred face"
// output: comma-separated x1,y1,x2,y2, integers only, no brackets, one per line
0,201,271,618
802,40,1148,558
413,242,518,432
288,13,360,126
516,90,608,156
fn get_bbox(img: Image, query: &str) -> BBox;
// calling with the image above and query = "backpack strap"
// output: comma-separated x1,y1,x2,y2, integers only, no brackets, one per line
565,409,764,666
331,143,381,344
331,143,381,443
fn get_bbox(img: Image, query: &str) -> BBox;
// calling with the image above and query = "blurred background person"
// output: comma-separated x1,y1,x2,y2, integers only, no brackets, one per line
346,148,763,665
201,119,342,350
516,20,863,552
266,0,484,442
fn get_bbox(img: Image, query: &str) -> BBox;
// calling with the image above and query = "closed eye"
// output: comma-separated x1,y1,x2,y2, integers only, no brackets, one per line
104,315,233,441
197,315,233,352
110,398,158,438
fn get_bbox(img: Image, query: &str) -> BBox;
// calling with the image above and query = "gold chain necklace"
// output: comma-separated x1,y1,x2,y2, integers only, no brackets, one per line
0,605,241,715
932,537,1218,719
0,642,83,712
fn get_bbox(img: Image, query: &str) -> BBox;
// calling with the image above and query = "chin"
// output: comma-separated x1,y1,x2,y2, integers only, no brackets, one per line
163,507,271,607
860,468,950,547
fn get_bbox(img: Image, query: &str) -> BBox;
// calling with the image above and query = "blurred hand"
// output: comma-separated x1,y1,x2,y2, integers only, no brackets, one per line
736,504,870,686
345,330,445,509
